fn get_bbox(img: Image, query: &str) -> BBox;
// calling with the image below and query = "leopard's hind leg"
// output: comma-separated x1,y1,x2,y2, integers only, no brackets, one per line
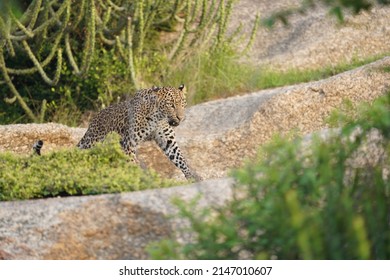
77,125,107,149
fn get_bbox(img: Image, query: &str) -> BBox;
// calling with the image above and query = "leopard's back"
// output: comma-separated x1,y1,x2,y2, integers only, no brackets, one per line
77,100,132,148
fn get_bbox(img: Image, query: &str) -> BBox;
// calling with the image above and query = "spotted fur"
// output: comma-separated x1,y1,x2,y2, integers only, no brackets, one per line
77,85,201,181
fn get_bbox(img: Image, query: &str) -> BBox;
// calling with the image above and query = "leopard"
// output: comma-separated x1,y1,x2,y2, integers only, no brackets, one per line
77,84,202,181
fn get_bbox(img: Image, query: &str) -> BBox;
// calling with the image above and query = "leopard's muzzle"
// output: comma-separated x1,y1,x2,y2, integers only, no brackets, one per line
169,119,180,127
169,115,185,127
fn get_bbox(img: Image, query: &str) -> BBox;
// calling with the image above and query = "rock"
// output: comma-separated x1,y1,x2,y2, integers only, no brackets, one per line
0,57,389,180
140,56,390,179
0,123,85,155
232,0,390,70
1,62,388,261
0,178,234,259
1,0,389,261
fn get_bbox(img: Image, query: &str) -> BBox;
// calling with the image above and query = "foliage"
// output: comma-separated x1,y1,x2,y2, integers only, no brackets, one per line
0,0,388,125
263,0,390,27
0,134,178,201
0,0,257,124
149,94,390,260
163,50,389,104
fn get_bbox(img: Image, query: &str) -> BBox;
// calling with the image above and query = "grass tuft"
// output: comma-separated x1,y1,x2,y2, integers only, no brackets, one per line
0,134,179,201
163,50,389,105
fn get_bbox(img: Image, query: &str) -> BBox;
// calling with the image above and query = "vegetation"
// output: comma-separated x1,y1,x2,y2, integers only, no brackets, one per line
1,0,388,259
0,0,258,124
0,134,178,201
148,93,390,260
1,0,388,125
162,46,390,104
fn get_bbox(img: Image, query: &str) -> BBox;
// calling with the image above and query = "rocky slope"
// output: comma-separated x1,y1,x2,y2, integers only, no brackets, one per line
232,0,390,69
1,0,390,260
1,57,389,180
0,178,233,259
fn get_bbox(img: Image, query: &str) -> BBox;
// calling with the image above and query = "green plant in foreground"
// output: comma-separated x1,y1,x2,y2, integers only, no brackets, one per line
0,134,179,201
148,94,390,260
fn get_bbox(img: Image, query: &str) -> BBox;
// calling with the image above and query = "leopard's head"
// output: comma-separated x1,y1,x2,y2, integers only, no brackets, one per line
156,84,187,127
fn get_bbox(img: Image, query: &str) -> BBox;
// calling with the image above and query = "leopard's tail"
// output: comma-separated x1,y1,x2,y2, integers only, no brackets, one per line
32,140,43,156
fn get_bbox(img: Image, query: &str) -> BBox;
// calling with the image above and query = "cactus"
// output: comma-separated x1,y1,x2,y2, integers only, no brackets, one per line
0,0,69,122
0,48,39,122
241,13,260,55
125,16,138,88
169,0,239,60
0,0,257,122
135,0,145,56
79,0,96,76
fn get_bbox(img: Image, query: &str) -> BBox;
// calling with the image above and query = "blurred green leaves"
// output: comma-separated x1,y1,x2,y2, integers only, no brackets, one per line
149,93,390,260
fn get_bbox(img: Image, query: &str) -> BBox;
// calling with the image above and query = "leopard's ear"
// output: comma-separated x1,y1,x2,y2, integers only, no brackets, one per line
178,84,185,91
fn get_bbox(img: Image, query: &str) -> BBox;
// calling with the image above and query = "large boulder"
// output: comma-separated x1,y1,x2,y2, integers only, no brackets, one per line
0,123,85,155
0,57,389,179
142,56,390,179
1,0,389,261
232,0,390,70
0,178,233,260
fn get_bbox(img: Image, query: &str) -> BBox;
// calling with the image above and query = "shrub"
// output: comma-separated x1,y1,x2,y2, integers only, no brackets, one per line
148,94,390,260
0,134,178,201
1,0,256,124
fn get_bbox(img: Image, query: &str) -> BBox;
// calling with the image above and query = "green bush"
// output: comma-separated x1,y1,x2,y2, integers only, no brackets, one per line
149,94,390,260
0,134,178,201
